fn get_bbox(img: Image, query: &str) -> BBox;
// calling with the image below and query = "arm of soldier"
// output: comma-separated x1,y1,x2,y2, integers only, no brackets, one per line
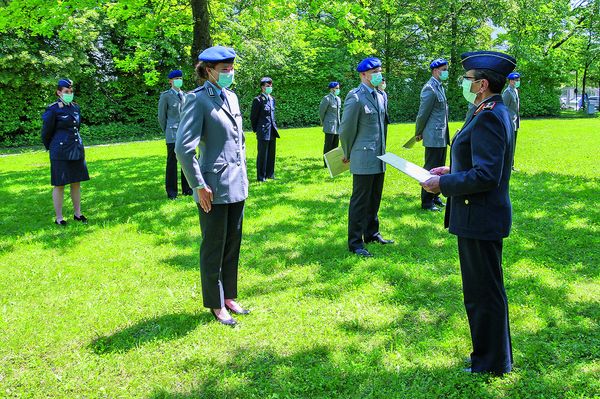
339,92,360,162
250,97,260,132
158,93,168,132
175,94,213,212
439,112,506,197
415,86,435,141
318,96,328,124
41,106,56,150
502,89,512,109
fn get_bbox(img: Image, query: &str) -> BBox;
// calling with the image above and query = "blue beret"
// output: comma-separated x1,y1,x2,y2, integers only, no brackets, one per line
260,77,273,84
197,46,236,63
168,70,182,79
356,57,382,72
430,58,448,69
328,81,339,89
461,51,516,76
57,79,72,89
507,72,521,80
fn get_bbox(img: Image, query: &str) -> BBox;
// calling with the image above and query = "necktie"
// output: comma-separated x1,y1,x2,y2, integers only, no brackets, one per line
178,92,183,101
372,91,379,109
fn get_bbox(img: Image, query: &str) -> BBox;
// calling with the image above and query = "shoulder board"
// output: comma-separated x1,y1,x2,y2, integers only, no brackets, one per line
474,101,496,116
48,101,59,107
189,87,205,94
160,90,170,95
350,87,361,94
57,101,64,108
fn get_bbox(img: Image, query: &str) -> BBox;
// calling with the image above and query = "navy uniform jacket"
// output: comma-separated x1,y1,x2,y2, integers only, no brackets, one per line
250,93,280,140
439,95,514,240
41,100,84,161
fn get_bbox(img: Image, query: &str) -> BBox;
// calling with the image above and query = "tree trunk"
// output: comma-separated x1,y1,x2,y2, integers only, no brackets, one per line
190,0,212,67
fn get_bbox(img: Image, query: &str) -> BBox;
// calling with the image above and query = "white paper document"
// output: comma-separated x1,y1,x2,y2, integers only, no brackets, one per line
377,152,434,183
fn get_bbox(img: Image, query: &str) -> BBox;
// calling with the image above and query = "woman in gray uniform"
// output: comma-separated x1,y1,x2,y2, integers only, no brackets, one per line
175,46,249,326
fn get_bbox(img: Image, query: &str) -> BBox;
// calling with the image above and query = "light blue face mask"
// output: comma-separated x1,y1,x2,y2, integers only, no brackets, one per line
462,78,477,104
370,72,383,87
61,93,74,104
514,81,521,88
334,89,340,96
173,79,183,88
265,86,273,95
440,70,449,81
214,70,234,89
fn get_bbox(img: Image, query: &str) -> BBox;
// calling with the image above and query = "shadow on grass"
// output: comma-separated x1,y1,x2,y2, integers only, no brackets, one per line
90,312,209,354
147,346,472,399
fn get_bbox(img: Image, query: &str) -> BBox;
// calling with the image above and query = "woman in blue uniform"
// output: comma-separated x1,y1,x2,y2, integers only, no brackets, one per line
421,51,516,375
175,46,249,326
41,79,89,225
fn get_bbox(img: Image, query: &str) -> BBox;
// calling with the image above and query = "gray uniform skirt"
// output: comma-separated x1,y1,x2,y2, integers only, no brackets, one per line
51,159,90,186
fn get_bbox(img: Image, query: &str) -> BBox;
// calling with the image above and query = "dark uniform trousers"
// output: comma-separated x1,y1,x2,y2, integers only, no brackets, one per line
166,143,191,196
458,236,513,374
512,129,518,167
323,134,340,167
197,200,245,308
348,173,385,251
421,147,447,206
257,138,276,181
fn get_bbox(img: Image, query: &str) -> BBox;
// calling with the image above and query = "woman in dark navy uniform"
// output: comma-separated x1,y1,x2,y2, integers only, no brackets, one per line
421,51,517,375
41,79,89,225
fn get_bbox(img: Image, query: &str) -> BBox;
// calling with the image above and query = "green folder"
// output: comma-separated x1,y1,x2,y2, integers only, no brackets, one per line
324,146,350,178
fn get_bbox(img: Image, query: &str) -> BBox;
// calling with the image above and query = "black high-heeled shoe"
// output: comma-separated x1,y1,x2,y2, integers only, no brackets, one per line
210,309,237,326
55,219,67,226
74,214,88,224
225,303,250,315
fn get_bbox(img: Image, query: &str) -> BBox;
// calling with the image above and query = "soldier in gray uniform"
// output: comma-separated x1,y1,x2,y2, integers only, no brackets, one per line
175,46,250,326
158,69,192,199
503,72,520,170
340,57,394,258
415,58,450,211
319,81,341,166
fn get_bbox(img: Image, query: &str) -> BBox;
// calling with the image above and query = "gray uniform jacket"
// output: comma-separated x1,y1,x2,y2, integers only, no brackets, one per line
415,77,449,148
175,81,248,205
340,83,387,175
158,88,184,144
502,86,520,131
319,93,341,134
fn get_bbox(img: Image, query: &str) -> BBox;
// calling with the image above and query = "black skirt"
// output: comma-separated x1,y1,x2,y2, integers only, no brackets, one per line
50,158,90,186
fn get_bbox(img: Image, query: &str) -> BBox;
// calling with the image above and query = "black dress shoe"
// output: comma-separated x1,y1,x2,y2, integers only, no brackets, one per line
365,235,395,245
422,204,441,212
225,304,250,315
257,178,267,182
352,248,373,257
182,190,193,196
463,367,472,373
55,219,67,226
74,214,88,224
433,197,445,207
168,196,177,200
210,309,237,326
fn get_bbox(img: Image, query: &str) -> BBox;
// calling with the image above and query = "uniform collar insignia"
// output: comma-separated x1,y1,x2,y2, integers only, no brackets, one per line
207,86,215,97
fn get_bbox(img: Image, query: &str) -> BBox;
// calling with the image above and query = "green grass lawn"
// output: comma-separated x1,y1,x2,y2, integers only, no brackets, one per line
1,118,599,398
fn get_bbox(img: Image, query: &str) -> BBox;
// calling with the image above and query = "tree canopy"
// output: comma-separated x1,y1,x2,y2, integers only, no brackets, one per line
0,0,598,146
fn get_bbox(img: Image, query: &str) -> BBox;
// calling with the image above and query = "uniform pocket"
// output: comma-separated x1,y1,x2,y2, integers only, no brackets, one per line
201,162,228,198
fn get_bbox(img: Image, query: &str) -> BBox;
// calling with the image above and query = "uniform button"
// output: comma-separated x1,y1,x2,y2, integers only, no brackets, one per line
237,162,240,166
464,199,469,205
363,147,367,150
214,168,218,172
